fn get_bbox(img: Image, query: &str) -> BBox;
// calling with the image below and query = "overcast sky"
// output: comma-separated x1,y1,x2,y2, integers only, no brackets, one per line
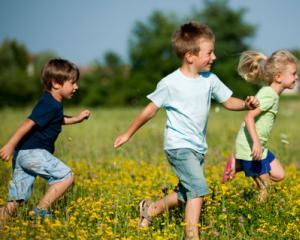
1,0,299,66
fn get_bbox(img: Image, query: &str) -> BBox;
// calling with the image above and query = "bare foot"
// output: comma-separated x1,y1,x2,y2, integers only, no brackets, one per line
0,201,19,222
257,188,268,202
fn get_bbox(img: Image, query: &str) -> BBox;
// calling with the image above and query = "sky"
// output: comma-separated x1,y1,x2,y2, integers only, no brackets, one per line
1,0,300,66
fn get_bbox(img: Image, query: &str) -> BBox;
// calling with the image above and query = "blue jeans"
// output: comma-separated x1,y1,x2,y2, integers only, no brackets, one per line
8,149,72,201
165,148,209,202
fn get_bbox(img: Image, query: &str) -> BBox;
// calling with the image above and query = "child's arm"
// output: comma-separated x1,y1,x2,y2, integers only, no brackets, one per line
63,110,91,125
114,102,159,148
244,108,263,160
222,96,259,111
0,119,35,161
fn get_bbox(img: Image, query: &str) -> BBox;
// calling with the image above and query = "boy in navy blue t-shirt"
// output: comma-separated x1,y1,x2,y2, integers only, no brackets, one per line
0,58,90,220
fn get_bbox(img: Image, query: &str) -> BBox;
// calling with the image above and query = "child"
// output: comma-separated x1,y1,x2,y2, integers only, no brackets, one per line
222,50,298,201
0,58,91,221
114,21,259,240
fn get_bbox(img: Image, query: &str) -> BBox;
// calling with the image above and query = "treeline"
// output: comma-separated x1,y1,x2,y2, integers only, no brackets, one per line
1,1,299,107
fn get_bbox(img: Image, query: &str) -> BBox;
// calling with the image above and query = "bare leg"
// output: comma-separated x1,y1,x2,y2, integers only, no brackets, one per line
37,175,74,209
148,192,180,215
184,197,203,240
269,159,285,182
0,201,21,221
139,192,180,227
253,174,270,201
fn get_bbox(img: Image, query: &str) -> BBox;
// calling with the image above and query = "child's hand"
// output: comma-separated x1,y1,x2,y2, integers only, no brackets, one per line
245,96,259,110
78,110,91,121
251,141,262,160
0,144,14,162
114,134,130,148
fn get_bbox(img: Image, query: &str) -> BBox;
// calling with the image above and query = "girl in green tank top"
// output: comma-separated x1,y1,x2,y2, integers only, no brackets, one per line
222,50,298,201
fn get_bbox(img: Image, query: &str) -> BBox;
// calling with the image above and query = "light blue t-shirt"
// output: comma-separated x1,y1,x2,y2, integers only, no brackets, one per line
147,69,232,153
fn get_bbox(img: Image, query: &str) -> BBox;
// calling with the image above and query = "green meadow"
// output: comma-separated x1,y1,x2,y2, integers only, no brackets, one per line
0,98,299,239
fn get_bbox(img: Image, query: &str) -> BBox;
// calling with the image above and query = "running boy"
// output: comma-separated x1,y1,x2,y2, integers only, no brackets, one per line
0,58,90,220
114,21,259,239
222,50,298,201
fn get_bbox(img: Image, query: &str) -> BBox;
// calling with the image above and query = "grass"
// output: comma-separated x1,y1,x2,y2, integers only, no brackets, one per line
0,99,299,239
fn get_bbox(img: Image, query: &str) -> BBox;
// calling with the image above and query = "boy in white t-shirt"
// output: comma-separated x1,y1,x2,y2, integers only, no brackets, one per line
114,22,259,239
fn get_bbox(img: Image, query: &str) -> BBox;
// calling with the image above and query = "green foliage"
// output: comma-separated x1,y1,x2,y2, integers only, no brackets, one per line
0,39,58,107
127,11,180,105
190,0,259,97
78,51,129,106
0,102,299,239
1,0,299,107
0,39,40,106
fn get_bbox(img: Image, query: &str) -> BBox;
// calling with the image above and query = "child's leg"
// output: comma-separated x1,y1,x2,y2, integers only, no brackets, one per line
253,173,270,201
269,159,285,182
0,201,21,221
37,175,74,209
2,151,36,221
148,192,180,216
184,197,203,240
139,192,180,227
19,149,73,211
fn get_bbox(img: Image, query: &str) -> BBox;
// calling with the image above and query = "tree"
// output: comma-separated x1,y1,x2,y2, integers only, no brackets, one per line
127,11,180,105
79,51,129,106
126,0,259,105
0,39,39,106
191,0,259,97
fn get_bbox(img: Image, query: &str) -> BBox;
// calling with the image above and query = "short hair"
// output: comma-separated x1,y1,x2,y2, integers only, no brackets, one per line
238,50,298,85
172,21,215,59
42,58,80,90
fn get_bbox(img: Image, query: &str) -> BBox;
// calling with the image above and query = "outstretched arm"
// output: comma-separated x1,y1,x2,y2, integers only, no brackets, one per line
114,102,159,148
244,108,263,160
222,96,259,111
63,110,91,125
0,119,35,161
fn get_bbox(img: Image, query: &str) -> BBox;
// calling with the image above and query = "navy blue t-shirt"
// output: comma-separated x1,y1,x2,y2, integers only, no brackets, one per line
16,91,64,153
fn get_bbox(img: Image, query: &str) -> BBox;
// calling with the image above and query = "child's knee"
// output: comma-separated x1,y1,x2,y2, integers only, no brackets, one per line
272,171,285,182
67,174,75,185
276,171,285,181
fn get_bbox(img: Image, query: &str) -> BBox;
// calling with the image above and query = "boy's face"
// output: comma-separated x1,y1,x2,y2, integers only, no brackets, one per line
190,39,216,72
52,79,78,101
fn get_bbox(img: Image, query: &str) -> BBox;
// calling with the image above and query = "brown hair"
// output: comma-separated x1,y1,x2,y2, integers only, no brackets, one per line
238,50,298,85
42,58,80,90
172,21,215,59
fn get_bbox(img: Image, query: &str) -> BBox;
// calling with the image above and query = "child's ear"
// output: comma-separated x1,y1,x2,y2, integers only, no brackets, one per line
184,51,194,64
274,72,282,83
52,81,62,90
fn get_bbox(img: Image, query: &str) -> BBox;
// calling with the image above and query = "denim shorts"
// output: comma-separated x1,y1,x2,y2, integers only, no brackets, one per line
237,150,275,177
165,148,209,202
8,149,72,201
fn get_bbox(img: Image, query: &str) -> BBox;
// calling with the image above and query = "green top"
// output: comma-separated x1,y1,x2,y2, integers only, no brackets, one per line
235,86,279,160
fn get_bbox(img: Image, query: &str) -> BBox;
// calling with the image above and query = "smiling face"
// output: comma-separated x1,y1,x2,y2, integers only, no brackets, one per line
279,63,298,90
189,39,216,72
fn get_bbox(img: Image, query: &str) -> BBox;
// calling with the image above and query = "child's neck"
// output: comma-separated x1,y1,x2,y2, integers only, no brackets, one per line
270,82,284,95
180,64,200,79
48,90,63,102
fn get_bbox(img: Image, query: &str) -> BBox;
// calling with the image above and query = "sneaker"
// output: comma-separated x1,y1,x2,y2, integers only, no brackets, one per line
33,207,52,220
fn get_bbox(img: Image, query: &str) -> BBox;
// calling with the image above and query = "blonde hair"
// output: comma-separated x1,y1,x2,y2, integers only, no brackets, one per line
172,21,215,59
238,50,298,85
